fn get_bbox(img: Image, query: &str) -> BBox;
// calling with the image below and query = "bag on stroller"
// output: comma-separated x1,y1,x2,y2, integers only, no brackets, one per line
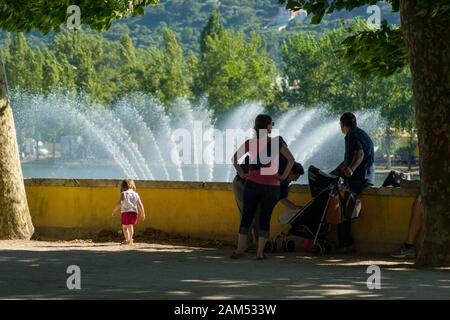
382,170,411,187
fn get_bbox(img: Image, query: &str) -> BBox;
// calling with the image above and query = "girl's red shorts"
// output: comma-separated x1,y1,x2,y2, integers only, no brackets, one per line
121,212,138,225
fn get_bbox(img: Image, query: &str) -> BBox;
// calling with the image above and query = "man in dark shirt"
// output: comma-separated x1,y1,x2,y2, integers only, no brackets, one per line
332,112,375,253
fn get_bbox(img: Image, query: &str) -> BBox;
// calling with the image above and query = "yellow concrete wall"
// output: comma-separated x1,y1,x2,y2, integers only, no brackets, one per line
24,179,419,253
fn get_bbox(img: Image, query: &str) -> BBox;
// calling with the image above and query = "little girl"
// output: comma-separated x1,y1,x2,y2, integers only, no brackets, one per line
112,179,146,245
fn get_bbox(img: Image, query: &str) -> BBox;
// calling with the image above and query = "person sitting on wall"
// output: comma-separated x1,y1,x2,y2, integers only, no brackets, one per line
390,192,422,259
331,112,375,254
382,171,422,259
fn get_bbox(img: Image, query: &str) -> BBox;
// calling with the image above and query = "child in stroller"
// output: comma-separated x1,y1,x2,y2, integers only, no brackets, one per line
268,165,361,255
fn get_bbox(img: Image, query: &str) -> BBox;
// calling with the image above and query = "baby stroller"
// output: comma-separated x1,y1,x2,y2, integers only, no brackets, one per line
268,166,360,255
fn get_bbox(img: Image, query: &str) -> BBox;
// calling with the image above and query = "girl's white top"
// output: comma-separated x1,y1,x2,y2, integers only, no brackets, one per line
121,189,140,213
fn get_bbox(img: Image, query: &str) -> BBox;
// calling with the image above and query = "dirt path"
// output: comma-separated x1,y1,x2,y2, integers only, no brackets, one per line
0,240,448,299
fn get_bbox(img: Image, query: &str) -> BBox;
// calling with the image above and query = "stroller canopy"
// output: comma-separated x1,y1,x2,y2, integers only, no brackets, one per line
308,166,339,197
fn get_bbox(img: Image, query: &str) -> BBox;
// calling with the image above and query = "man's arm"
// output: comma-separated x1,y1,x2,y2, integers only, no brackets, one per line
344,150,364,177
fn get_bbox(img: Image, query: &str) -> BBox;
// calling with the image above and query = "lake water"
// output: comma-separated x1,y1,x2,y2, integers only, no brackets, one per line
22,161,418,186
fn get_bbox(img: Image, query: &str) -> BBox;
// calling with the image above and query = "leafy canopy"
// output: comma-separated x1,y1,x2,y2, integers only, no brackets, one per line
279,1,450,22
0,0,159,33
278,0,450,77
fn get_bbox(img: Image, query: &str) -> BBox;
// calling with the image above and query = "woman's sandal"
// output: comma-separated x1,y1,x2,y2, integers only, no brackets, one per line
230,251,245,259
256,254,267,260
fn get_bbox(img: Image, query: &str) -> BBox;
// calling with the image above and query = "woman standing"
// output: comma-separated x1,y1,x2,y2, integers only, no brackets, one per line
231,114,295,260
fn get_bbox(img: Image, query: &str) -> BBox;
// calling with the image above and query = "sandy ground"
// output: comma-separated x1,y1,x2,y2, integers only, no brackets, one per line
0,240,448,300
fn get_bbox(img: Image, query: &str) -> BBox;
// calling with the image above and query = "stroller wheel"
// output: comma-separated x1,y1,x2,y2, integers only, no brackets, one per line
311,243,324,256
286,240,295,252
282,240,295,252
264,240,277,253
271,240,278,253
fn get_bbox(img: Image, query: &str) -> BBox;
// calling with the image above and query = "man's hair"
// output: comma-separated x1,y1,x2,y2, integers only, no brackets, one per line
291,162,304,175
340,112,357,128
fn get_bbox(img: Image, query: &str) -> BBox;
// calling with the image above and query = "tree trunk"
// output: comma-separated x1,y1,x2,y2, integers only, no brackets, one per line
400,0,450,266
0,57,34,239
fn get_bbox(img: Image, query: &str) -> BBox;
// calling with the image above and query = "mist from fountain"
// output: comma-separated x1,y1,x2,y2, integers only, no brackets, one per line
13,90,384,183
113,99,170,180
219,102,265,182
280,108,316,145
122,93,184,181
13,91,142,178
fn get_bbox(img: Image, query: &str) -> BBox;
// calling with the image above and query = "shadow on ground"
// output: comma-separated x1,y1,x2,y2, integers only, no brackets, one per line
0,241,448,299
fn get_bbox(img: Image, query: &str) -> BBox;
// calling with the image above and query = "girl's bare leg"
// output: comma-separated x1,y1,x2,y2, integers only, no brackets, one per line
122,225,129,241
129,225,134,244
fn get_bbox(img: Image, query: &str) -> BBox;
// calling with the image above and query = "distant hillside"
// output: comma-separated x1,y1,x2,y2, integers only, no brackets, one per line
2,0,400,63
102,0,399,54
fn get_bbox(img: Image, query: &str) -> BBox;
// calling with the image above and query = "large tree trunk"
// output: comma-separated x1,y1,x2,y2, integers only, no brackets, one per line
0,57,34,239
400,0,450,266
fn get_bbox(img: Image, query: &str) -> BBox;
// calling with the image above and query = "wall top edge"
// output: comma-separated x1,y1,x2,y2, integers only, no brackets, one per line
24,178,419,197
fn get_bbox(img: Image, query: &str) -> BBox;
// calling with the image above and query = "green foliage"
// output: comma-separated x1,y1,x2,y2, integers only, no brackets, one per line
0,0,402,67
4,33,36,90
186,50,201,98
376,68,415,130
279,0,449,78
337,20,408,77
200,10,224,55
277,26,371,111
42,49,62,92
158,28,190,105
275,20,414,134
415,0,450,19
0,1,414,130
195,24,277,117
280,1,380,23
1,10,277,119
0,0,159,33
